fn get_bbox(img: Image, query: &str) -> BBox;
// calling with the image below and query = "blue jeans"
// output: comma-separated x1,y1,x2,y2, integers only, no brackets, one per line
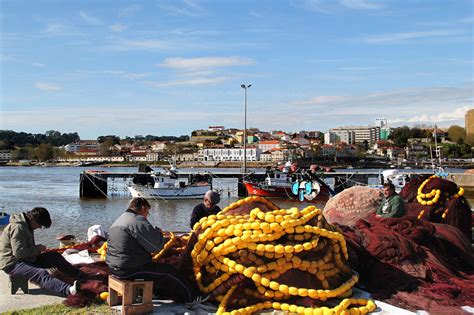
5,252,77,296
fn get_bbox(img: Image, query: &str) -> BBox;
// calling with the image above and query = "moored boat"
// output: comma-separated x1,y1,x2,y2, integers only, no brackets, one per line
244,168,335,202
128,167,211,200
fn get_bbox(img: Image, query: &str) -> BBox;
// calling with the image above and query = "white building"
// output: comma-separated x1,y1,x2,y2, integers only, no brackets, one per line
208,126,225,131
324,132,339,144
0,150,12,162
330,126,380,145
257,140,281,152
203,147,260,162
325,130,354,144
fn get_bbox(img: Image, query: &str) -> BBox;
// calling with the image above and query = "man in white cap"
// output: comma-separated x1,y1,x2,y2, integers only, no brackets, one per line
190,190,221,229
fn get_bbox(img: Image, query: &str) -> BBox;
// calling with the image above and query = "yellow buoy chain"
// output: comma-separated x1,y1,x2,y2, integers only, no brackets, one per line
416,175,465,220
192,196,376,315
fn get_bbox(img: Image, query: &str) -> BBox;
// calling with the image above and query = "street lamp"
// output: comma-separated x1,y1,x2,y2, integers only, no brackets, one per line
241,84,251,173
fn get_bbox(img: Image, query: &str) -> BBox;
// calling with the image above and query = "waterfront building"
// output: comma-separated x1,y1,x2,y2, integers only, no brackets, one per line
202,147,260,162
466,109,474,144
258,140,281,152
270,148,290,162
208,126,225,131
0,150,12,162
325,130,354,144
259,151,272,162
330,126,380,145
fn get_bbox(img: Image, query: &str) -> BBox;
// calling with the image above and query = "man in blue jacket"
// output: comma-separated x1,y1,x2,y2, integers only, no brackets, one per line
107,197,199,303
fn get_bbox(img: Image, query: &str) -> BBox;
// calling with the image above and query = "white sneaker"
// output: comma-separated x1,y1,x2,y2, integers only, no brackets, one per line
68,280,80,295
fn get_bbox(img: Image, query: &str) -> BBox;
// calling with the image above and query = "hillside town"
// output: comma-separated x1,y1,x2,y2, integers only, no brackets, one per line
1,114,473,167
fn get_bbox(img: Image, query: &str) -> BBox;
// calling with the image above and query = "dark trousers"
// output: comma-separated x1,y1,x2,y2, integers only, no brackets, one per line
110,262,197,303
5,252,78,296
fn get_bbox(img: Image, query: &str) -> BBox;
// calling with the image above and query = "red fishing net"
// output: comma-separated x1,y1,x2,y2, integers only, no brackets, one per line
338,215,474,313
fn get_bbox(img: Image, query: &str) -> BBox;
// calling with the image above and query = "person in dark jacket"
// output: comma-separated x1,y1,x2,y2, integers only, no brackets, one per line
106,197,199,303
190,190,221,229
0,207,82,296
376,182,405,218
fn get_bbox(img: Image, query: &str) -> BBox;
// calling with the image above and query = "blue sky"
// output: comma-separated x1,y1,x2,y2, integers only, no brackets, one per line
1,0,473,139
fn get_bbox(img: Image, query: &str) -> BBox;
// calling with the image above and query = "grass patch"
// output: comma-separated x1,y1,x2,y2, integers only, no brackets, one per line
1,302,113,315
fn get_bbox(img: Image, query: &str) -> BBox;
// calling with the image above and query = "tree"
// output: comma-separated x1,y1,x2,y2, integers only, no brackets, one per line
11,147,32,160
447,125,466,144
34,144,54,161
362,140,369,151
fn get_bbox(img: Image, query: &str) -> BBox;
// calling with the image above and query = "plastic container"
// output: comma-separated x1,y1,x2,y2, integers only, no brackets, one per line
0,212,10,226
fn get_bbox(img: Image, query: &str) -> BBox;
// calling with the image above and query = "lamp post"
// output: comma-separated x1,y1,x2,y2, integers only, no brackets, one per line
241,84,251,173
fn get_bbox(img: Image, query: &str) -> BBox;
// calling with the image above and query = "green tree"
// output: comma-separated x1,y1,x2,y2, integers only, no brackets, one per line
34,144,54,161
11,147,32,160
447,125,466,144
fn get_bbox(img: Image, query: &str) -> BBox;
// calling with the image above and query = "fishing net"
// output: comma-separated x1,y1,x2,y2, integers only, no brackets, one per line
186,196,376,315
338,215,474,313
400,175,472,238
323,186,382,226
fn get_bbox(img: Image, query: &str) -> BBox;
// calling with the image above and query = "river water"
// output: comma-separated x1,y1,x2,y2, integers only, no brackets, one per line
0,166,468,247
0,166,323,247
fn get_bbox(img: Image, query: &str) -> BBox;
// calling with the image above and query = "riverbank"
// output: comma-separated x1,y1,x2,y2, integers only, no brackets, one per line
2,159,472,170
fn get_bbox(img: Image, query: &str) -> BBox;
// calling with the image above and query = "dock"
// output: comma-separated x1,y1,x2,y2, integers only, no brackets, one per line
78,169,440,199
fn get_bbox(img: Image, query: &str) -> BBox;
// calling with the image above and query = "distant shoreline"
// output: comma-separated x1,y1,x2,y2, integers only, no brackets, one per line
1,161,472,170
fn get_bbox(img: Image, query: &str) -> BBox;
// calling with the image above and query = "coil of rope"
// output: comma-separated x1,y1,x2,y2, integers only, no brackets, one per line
190,196,376,315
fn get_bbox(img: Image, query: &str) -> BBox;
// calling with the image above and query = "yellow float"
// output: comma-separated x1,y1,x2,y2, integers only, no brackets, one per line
190,196,376,315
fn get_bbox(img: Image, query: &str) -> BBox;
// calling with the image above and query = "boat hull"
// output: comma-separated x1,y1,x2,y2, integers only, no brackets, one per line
128,184,211,200
244,182,330,202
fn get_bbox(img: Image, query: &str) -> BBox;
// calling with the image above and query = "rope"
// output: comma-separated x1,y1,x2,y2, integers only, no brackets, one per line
84,174,108,198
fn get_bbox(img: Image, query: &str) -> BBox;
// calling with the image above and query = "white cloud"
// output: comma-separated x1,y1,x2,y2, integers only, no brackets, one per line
35,82,61,91
159,57,254,71
294,0,383,13
149,76,230,87
118,4,141,17
339,0,384,10
361,30,465,44
41,23,84,36
406,106,472,123
32,62,45,67
109,24,127,32
158,0,206,17
105,38,176,51
0,54,17,62
293,85,473,108
79,11,103,25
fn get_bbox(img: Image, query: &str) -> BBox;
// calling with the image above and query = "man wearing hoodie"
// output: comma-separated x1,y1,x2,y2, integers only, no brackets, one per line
0,207,81,296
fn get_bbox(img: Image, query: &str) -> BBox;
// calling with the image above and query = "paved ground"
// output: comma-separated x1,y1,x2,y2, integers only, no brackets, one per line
0,285,65,313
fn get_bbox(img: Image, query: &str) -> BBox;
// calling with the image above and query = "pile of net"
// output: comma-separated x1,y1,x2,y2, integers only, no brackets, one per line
400,175,471,238
187,196,376,315
337,215,474,313
323,186,382,226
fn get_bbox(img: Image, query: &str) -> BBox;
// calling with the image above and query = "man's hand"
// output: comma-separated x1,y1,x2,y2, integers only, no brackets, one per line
36,244,46,252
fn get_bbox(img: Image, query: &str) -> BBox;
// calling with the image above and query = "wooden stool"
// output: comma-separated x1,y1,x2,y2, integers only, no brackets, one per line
108,276,153,315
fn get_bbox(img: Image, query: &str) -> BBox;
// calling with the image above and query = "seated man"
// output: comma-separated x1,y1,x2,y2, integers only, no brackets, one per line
106,197,200,303
376,183,405,218
0,207,81,296
190,190,221,229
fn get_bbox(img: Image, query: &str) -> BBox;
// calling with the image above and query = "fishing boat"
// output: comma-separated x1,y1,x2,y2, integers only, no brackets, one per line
128,166,211,200
244,167,335,202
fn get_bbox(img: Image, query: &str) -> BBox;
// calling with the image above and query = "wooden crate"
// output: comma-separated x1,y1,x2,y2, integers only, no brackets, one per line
108,276,153,315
